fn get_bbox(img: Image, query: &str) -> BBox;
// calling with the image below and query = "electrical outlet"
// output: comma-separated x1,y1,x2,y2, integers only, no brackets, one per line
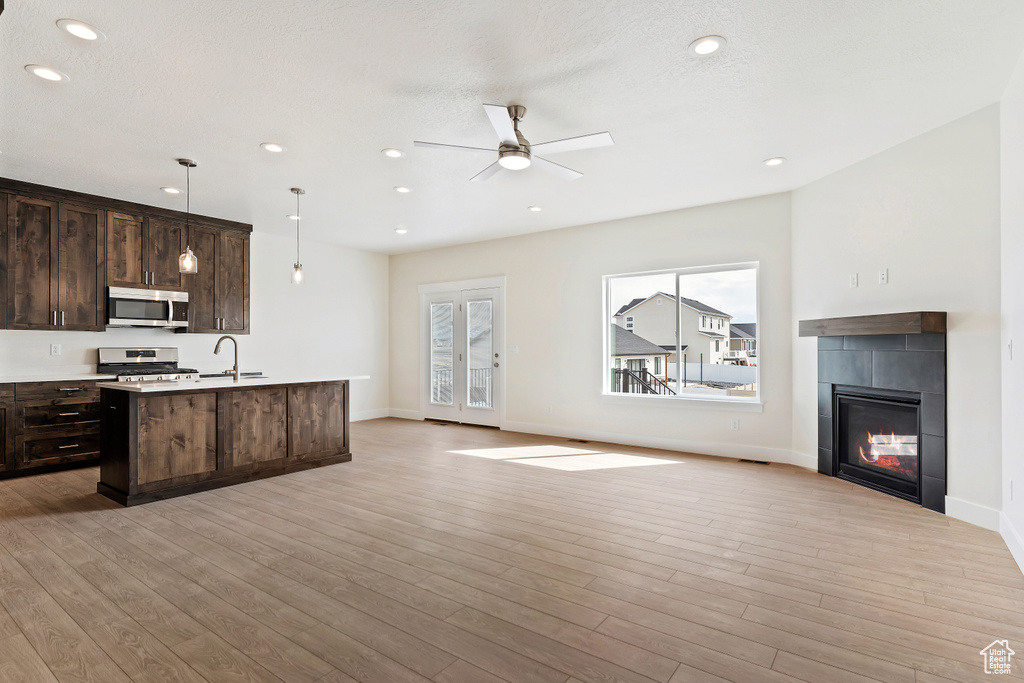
849,273,858,288
878,268,888,285
546,406,552,415
50,343,61,356
730,419,739,430
508,344,519,354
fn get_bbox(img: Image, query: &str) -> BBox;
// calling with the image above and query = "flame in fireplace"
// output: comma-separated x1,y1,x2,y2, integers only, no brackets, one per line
858,431,918,477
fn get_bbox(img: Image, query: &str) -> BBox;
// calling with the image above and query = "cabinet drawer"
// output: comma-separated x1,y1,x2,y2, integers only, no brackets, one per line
16,432,101,464
0,384,13,402
16,381,100,401
21,402,101,429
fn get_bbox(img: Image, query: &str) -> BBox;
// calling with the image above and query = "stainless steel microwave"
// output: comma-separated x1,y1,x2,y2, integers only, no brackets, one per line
107,287,189,329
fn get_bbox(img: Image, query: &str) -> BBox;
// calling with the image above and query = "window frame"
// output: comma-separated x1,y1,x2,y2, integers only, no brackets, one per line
603,261,760,405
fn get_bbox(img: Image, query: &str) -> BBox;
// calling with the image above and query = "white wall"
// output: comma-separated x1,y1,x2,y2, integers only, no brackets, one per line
791,105,1003,525
390,193,798,465
0,233,390,420
1001,52,1024,564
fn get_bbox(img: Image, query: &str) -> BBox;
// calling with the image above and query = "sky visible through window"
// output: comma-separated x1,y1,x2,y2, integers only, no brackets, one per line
609,269,757,323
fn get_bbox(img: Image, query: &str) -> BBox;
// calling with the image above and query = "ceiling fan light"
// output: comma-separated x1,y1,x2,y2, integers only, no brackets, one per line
498,149,531,170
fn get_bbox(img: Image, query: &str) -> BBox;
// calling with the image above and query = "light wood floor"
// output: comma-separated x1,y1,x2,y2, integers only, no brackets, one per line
0,418,1022,683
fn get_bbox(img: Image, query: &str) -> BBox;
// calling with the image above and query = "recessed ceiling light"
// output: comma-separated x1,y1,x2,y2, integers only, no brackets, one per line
763,157,786,167
528,206,542,212
161,187,182,194
394,227,408,234
56,19,106,42
25,65,69,82
382,148,405,158
394,186,411,193
688,35,726,56
260,142,285,153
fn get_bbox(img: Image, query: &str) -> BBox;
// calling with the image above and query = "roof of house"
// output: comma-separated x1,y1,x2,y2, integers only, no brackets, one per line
614,292,731,318
611,325,671,356
660,344,687,352
697,331,726,339
730,323,757,339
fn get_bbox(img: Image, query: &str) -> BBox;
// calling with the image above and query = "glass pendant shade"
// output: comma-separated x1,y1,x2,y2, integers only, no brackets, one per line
291,263,303,285
178,246,198,274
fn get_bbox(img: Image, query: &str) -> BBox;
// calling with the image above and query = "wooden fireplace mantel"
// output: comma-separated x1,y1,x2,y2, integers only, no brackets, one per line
798,312,946,337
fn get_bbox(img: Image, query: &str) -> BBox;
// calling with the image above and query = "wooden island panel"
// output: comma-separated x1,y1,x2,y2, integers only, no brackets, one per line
289,382,347,459
138,393,217,485
99,379,350,506
223,387,287,468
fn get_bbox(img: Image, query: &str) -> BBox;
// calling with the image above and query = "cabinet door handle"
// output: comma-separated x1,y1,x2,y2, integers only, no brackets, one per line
144,271,148,285
52,311,57,325
58,387,82,392
58,412,80,417
58,443,80,449
60,311,65,326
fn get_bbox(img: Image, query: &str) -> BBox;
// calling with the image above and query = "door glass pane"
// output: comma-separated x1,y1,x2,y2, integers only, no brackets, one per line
430,303,454,405
467,299,493,409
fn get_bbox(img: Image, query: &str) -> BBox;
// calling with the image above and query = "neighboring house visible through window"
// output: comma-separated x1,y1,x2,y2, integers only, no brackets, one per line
606,264,758,401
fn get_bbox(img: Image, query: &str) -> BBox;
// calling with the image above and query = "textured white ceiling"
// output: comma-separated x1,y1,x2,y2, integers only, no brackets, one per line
2,1,1023,254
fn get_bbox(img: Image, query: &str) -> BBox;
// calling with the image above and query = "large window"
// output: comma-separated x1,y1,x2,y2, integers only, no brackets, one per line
605,263,758,401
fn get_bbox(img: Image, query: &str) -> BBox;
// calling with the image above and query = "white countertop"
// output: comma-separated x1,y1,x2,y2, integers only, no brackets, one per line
95,375,370,393
0,374,117,384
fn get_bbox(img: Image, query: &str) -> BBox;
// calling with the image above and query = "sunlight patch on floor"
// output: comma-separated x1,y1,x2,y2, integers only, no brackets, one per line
449,445,600,460
506,452,684,471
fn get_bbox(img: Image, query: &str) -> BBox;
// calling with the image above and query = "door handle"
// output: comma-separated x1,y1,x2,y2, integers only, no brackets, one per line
144,271,148,285
61,311,65,326
52,311,57,325
58,412,80,417
58,443,80,449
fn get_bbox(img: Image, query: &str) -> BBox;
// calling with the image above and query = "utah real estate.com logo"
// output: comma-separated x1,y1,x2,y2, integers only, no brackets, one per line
981,640,1015,675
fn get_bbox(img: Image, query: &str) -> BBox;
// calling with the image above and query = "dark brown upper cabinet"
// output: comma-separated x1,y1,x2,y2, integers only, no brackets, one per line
2,177,251,334
189,227,249,335
107,213,186,292
5,196,105,331
58,204,106,330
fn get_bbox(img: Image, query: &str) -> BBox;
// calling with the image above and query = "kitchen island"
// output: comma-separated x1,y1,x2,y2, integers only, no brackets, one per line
96,377,352,506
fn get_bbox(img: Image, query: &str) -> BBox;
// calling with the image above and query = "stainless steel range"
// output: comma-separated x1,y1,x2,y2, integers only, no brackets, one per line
98,347,199,382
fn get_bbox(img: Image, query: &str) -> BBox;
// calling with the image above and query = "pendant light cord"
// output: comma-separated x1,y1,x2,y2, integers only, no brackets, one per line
295,191,301,264
185,163,191,249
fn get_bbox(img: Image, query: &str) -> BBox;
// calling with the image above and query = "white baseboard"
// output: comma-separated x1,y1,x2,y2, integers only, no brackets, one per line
388,409,423,420
1001,513,1024,574
944,496,1001,531
500,419,816,469
351,408,390,422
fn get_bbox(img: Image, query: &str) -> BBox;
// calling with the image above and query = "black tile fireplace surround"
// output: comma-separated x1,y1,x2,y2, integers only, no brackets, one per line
805,314,947,514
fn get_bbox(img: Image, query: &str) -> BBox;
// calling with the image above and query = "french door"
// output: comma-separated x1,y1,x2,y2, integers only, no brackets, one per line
423,287,502,426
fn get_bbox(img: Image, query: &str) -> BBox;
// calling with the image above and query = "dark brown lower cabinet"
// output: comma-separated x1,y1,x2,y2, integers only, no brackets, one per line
1,381,102,478
98,380,350,506
0,384,12,472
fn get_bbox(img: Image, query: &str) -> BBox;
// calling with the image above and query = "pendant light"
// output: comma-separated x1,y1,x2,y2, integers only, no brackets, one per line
177,158,198,274
291,187,304,285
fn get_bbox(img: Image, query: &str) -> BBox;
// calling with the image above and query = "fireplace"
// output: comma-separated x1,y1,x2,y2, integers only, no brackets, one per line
799,312,946,513
834,387,920,502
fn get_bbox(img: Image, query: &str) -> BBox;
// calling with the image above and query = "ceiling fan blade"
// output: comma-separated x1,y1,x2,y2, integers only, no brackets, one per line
414,141,495,154
469,160,504,182
482,104,519,148
529,131,614,156
531,156,583,181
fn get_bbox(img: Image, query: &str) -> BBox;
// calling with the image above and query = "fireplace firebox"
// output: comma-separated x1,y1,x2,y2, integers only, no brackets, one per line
834,387,920,502
799,312,947,513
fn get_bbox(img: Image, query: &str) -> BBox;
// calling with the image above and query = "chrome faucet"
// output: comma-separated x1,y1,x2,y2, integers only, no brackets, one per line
214,335,240,381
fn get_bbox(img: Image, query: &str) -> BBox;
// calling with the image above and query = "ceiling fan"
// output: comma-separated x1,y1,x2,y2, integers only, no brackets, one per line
414,104,614,181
